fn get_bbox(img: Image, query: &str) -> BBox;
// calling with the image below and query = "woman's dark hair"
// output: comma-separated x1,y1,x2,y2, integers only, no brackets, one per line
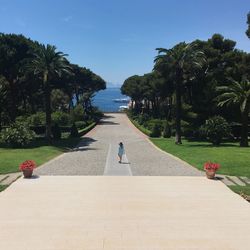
119,142,123,147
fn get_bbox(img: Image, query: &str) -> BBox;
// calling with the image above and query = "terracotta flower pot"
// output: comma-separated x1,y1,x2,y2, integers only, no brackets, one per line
22,169,33,178
205,170,216,179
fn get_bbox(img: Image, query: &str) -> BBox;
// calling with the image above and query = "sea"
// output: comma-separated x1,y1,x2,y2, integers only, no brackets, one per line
93,87,129,112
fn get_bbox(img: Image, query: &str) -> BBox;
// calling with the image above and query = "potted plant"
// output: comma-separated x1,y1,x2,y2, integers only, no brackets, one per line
204,161,220,179
19,160,36,178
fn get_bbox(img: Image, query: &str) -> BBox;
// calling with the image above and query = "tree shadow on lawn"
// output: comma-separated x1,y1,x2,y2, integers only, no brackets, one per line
185,139,239,148
186,143,239,148
186,138,244,148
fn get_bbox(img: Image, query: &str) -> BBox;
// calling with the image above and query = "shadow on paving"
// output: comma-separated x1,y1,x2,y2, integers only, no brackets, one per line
68,137,97,152
103,114,115,119
98,120,120,125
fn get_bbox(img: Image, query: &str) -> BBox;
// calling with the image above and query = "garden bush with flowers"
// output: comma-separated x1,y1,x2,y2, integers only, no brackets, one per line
204,161,220,172
19,160,36,171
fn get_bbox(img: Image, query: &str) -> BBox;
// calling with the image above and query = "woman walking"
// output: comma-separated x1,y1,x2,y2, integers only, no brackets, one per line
118,142,125,163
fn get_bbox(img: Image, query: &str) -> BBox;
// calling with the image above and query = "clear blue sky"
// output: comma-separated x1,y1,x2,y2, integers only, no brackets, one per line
0,0,249,86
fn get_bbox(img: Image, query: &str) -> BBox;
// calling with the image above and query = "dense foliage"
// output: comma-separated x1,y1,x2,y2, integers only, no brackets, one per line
200,116,231,146
70,123,79,138
51,123,62,140
0,33,106,144
122,33,250,147
0,122,35,147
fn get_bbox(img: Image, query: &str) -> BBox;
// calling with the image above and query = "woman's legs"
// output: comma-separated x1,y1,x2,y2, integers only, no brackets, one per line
118,154,122,163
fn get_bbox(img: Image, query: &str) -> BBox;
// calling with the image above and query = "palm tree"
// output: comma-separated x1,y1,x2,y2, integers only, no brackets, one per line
246,12,250,39
0,76,8,130
217,79,250,147
29,44,72,141
154,42,206,144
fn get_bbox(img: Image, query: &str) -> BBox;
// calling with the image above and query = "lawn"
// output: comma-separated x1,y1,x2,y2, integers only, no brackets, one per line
0,136,80,174
0,185,8,192
229,185,250,196
151,138,250,177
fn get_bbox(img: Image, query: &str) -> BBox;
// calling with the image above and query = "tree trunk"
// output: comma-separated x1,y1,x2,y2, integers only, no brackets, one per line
155,97,159,116
75,86,79,104
175,80,182,144
240,109,249,147
0,110,2,131
9,79,18,122
44,73,52,143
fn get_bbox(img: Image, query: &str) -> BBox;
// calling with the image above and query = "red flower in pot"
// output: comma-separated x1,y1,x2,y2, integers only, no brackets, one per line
19,160,36,178
204,161,220,179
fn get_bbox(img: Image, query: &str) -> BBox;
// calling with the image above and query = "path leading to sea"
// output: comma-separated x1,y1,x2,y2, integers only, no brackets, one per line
1,113,250,250
35,113,202,176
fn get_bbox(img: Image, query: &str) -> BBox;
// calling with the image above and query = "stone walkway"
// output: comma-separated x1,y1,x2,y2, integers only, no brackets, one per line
1,114,250,191
35,113,202,176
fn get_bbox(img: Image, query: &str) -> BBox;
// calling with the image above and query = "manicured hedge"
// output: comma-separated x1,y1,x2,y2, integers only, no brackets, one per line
128,117,151,136
78,122,97,137
29,126,72,134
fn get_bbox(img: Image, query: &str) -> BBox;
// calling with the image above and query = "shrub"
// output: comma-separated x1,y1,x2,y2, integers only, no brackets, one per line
70,123,79,137
75,121,86,129
145,119,163,131
137,114,150,125
200,116,231,146
52,111,72,126
0,122,35,147
29,126,45,135
181,120,193,138
90,107,103,122
162,122,172,138
70,105,84,122
28,112,46,126
150,124,162,137
51,123,61,139
16,115,29,124
127,109,137,120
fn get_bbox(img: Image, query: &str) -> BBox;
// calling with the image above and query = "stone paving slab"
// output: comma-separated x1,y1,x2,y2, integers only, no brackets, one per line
228,176,246,186
0,173,21,185
0,176,249,250
0,174,8,182
241,176,250,185
216,174,236,186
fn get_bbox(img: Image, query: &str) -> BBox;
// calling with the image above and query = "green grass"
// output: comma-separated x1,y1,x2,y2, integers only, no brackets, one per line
0,136,80,174
0,185,8,192
151,138,250,177
229,185,250,196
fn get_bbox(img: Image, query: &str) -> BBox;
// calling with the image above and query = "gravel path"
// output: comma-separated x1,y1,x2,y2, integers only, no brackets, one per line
35,113,203,176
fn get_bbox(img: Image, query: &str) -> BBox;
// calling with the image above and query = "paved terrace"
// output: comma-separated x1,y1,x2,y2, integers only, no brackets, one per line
0,176,250,250
35,113,202,176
